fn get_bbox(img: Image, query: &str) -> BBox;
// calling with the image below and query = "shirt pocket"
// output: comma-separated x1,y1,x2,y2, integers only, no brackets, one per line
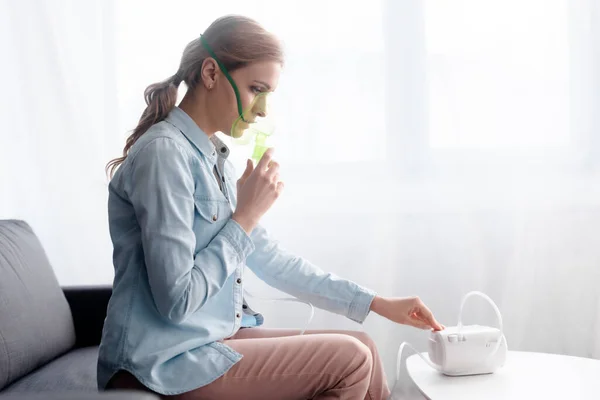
193,196,230,224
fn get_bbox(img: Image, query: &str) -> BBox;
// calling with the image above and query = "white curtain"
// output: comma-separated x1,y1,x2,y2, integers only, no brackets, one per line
2,0,600,394
0,0,119,285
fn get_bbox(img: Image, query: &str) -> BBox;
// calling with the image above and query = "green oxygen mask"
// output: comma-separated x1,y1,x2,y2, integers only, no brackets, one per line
230,92,276,163
200,35,276,163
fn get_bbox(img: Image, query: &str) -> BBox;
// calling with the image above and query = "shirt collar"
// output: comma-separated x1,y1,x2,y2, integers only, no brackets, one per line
210,134,231,160
165,107,230,163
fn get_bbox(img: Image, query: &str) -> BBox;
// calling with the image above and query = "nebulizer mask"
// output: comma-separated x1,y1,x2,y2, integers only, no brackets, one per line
200,35,276,163
230,93,277,163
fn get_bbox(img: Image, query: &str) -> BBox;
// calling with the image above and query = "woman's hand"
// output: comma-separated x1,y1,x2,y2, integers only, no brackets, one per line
370,296,445,331
233,148,283,234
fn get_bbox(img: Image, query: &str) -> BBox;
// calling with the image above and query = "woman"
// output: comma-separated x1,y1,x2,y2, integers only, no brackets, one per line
99,15,444,400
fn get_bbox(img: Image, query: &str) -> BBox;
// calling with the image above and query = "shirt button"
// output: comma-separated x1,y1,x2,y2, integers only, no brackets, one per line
236,313,241,318
212,215,217,221
236,278,242,284
242,304,248,309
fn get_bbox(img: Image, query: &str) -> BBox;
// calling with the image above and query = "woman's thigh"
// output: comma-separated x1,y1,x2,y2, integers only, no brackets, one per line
107,329,378,400
230,328,390,400
174,332,373,400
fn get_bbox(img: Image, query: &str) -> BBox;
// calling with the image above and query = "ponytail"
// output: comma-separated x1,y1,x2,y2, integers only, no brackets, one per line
105,72,182,178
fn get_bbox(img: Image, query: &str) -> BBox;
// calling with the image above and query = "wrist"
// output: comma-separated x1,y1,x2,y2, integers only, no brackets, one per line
370,295,387,315
232,212,258,234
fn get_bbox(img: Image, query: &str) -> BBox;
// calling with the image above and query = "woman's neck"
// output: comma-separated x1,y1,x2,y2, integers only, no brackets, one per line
178,91,217,137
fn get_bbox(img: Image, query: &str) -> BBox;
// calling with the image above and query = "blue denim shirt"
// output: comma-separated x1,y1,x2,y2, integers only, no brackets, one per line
97,107,377,395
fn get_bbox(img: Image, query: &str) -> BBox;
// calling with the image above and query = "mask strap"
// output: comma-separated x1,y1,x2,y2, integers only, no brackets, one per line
199,35,247,122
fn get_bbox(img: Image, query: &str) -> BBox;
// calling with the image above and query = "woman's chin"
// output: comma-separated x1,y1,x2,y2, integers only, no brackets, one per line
231,123,250,138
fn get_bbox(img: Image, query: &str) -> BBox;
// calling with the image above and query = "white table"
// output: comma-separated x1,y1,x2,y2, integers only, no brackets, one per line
406,351,600,399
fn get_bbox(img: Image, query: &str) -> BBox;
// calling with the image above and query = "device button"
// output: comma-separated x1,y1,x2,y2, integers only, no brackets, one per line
448,334,459,343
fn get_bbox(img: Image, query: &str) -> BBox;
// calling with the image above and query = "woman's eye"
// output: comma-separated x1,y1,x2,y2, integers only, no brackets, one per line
250,86,263,94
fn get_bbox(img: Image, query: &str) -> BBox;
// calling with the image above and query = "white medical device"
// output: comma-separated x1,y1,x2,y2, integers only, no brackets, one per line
428,323,507,376
393,291,507,391
427,291,507,376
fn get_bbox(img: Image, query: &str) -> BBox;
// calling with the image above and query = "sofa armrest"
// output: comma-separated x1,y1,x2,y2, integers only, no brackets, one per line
62,285,112,349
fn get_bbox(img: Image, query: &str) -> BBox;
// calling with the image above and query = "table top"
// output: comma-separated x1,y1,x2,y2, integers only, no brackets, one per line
406,351,600,399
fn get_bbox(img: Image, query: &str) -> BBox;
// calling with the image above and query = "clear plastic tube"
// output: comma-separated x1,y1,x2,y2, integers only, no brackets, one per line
457,291,505,361
395,341,443,381
243,290,315,335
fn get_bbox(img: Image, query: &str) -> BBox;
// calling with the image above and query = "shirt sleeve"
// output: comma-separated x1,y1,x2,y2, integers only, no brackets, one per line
126,137,255,323
245,224,376,323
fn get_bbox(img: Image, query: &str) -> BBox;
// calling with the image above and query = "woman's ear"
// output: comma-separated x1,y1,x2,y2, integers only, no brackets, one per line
200,58,219,90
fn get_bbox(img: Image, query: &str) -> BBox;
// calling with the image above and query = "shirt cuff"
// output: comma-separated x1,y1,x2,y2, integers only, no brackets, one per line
347,285,377,323
220,219,255,263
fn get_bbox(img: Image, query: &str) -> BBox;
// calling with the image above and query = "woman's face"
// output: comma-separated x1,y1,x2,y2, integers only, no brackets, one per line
210,60,281,136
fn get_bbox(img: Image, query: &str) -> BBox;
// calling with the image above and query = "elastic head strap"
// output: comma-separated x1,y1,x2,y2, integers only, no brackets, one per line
199,35,246,121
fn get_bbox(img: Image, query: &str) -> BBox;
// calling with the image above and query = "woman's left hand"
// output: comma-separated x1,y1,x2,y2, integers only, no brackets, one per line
370,296,445,331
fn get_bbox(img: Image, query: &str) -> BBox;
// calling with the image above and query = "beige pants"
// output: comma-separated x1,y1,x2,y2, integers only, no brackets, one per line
108,328,391,400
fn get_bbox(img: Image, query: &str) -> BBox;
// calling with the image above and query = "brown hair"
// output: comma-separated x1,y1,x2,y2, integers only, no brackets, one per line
106,15,284,177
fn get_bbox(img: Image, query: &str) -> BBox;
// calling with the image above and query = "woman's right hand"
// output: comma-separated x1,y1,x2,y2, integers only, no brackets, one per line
233,148,283,234
370,296,445,331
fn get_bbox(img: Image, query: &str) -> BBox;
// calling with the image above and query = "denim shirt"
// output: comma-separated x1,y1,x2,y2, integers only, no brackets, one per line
97,107,377,395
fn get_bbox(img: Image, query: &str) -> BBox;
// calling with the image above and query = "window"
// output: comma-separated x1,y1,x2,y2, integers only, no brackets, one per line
114,0,387,168
424,0,571,150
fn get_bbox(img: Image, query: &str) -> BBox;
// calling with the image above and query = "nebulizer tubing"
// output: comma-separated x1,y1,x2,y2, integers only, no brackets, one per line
243,290,315,335
394,291,506,383
456,291,506,359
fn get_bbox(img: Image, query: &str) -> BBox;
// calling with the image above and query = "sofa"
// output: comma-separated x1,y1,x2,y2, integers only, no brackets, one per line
0,220,158,400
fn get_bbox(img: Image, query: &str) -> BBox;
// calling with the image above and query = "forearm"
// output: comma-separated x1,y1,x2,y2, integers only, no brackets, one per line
246,224,376,323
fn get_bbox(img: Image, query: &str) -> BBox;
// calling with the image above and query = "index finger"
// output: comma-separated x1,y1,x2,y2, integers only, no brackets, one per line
418,305,444,331
256,147,274,171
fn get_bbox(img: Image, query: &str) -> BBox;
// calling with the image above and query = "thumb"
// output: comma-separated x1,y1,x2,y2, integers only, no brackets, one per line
241,159,254,179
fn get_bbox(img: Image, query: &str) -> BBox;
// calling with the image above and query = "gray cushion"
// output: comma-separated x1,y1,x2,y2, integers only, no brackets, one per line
0,220,76,390
2,347,97,392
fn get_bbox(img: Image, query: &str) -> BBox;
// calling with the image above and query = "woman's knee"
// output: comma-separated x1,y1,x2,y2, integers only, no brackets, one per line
349,331,376,349
332,334,373,372
330,330,378,357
